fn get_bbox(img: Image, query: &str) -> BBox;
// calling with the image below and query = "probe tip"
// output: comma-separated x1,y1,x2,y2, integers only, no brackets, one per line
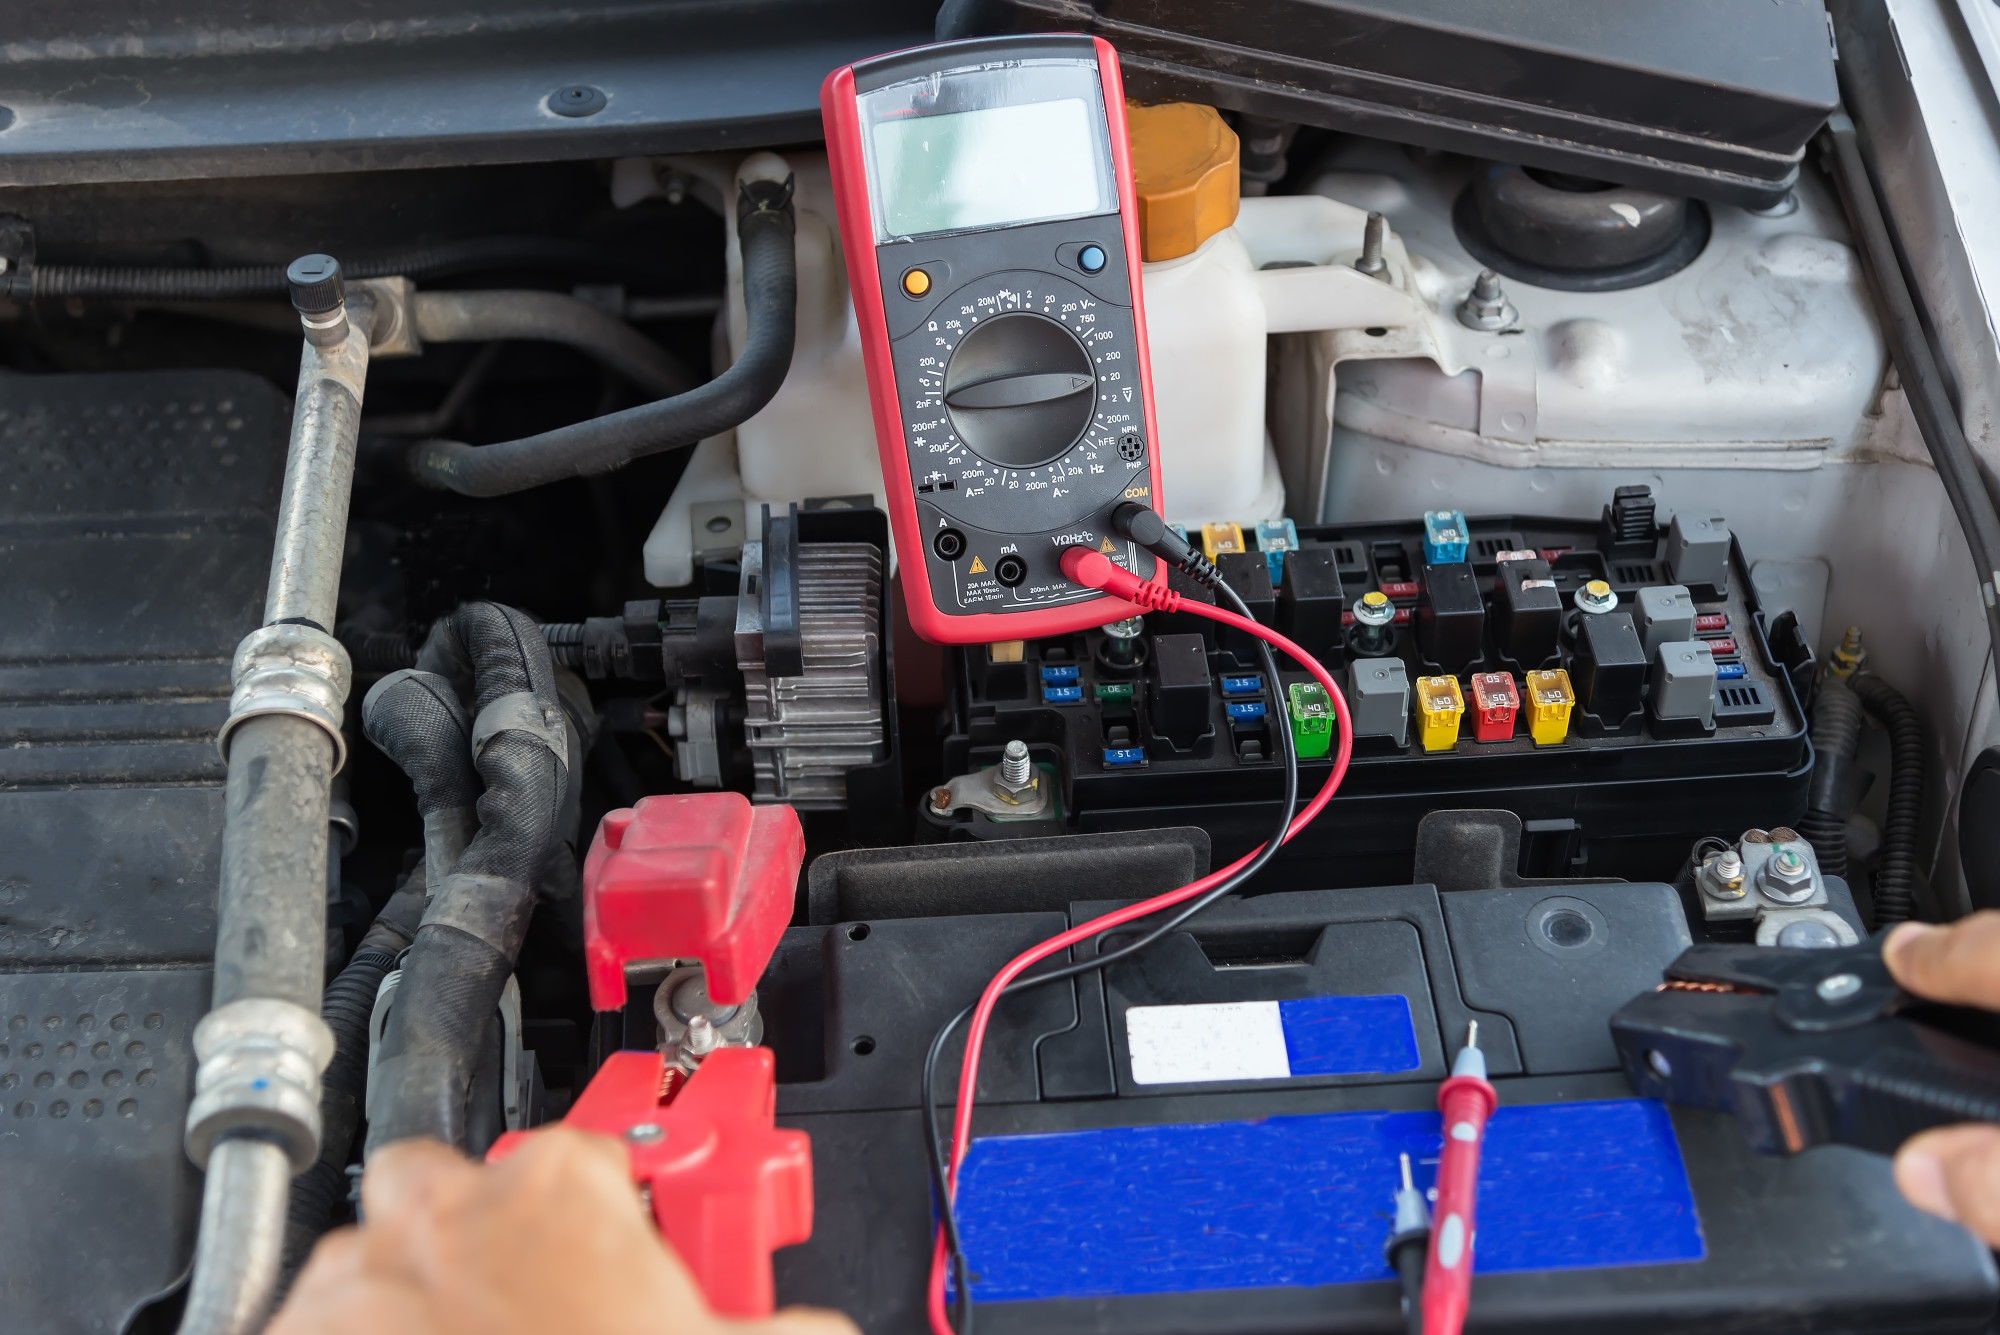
1400,1151,1414,1192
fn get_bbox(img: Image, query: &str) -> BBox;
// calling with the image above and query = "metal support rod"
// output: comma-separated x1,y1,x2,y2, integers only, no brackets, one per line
179,256,375,1335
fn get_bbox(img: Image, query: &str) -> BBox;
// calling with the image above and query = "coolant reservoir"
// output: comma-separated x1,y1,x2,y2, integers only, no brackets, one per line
1129,103,1285,528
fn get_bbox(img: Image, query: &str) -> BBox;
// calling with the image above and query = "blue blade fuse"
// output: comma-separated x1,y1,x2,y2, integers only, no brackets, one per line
1423,510,1469,565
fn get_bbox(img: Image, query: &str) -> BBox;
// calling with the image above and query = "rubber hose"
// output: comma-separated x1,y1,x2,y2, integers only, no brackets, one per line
367,603,567,1152
29,236,682,301
362,668,483,885
1849,673,1926,926
1801,677,1866,879
406,178,795,496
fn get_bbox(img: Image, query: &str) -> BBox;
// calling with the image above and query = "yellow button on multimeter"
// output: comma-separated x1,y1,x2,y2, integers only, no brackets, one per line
900,268,931,298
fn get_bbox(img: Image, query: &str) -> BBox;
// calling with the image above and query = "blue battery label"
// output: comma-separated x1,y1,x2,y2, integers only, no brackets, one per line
953,1098,1703,1303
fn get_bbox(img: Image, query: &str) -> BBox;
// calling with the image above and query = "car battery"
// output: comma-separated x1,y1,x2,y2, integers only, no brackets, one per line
744,842,1993,1335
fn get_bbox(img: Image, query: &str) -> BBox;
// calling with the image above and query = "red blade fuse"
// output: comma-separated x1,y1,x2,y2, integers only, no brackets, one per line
1423,1020,1498,1335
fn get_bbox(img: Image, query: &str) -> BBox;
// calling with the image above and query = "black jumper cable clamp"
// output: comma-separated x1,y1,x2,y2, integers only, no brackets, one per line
1612,937,2000,1155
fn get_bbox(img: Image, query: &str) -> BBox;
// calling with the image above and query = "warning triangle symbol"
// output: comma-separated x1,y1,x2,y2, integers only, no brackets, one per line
1099,536,1118,553
968,555,987,574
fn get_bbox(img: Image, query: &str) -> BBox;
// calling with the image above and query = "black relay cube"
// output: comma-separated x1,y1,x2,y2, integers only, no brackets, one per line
1494,557,1563,667
1572,611,1649,728
1417,561,1484,674
1279,548,1345,666
1215,551,1276,668
1149,633,1213,752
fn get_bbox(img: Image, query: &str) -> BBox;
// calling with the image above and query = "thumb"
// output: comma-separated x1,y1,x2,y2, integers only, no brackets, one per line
1884,913,2000,1009
1897,1123,2000,1245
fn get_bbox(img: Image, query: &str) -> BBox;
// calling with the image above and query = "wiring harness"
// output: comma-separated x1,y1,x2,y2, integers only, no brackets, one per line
919,522,1355,1334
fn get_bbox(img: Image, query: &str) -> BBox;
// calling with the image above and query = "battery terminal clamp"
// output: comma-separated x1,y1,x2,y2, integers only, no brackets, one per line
1612,937,2000,1156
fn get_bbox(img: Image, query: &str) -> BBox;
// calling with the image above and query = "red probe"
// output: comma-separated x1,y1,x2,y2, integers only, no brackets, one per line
1423,1021,1498,1335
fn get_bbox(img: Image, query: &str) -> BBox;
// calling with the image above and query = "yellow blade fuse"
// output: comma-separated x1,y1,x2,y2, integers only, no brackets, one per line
1525,667,1576,745
1200,521,1246,562
1416,675,1465,752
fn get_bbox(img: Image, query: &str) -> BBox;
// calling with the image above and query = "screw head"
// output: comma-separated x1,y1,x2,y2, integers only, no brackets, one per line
1816,972,1863,1002
1355,591,1396,627
550,85,608,118
1575,580,1618,615
625,1122,665,1144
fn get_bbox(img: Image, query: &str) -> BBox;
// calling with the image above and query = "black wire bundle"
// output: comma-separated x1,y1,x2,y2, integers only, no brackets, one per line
918,579,1301,1334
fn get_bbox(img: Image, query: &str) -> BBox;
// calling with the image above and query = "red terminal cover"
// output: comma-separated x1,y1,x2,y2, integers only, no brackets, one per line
819,37,1168,644
583,793,804,1011
486,1047,811,1318
1469,672,1520,743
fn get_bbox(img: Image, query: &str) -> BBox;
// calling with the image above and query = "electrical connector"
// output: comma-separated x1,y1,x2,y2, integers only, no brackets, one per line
1288,680,1334,759
1220,674,1263,698
1468,671,1519,743
1422,509,1469,565
1201,521,1247,562
1524,667,1575,745
1416,675,1464,752
1111,503,1217,586
1255,518,1298,586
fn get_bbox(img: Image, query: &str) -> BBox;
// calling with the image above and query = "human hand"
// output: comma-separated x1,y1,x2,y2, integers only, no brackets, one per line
270,1128,857,1335
1883,914,2000,1243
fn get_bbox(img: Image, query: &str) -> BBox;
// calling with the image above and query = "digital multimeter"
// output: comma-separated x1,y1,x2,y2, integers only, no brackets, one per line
821,34,1166,645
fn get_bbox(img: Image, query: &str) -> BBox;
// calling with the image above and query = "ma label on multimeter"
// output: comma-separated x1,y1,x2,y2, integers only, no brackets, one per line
823,35,1168,645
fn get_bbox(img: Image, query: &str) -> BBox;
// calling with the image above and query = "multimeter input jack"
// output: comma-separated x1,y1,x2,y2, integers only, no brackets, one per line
933,528,967,562
993,554,1028,587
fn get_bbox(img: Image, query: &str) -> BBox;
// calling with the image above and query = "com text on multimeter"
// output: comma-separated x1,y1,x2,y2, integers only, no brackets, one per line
821,34,1166,645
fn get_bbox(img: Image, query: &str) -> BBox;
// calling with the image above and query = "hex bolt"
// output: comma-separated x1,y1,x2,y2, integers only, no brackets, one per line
1456,268,1519,331
1574,579,1619,615
1355,212,1389,279
1103,616,1145,667
684,1013,719,1057
1704,847,1746,899
1760,845,1817,904
991,739,1040,805
1351,589,1396,654
625,1122,665,1144
1816,972,1863,1002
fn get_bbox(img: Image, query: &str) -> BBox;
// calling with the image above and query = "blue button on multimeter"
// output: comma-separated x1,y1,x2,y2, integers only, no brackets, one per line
1078,244,1106,273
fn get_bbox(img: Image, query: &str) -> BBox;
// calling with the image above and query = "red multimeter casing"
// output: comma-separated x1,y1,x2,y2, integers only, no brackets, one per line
821,35,1166,646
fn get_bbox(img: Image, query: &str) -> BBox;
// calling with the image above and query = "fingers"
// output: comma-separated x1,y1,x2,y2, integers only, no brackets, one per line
1884,914,2000,1008
361,1137,476,1223
1897,1123,2000,1245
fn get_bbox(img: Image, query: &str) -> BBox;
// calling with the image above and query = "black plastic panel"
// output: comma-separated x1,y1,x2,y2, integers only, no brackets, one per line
940,0,1838,204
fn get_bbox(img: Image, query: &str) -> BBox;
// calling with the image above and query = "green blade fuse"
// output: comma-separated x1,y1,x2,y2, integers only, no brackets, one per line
1288,680,1335,759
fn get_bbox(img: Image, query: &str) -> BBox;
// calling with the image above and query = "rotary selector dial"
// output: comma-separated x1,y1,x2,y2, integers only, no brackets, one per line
897,269,1145,537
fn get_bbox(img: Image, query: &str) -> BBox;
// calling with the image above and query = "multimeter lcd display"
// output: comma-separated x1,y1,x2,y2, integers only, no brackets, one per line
859,59,1115,243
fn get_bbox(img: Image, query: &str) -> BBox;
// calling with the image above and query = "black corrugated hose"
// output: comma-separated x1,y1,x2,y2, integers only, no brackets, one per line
366,603,569,1153
1799,676,1866,880
406,177,795,496
26,236,678,301
1850,673,1926,926
278,881,427,1287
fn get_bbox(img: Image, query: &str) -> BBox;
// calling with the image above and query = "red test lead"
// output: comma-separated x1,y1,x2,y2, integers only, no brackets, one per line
1423,1020,1498,1335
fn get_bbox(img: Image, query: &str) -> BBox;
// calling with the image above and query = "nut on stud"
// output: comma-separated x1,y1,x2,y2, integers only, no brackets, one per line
1760,845,1816,904
1457,269,1518,331
1575,579,1618,615
1702,847,1746,899
992,739,1039,805
1354,591,1396,628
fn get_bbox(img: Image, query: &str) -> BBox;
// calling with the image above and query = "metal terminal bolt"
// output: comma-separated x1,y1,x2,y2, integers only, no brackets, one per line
1457,269,1518,331
930,785,953,815
1759,845,1817,904
1102,616,1145,667
992,739,1039,805
1355,211,1388,279
1575,580,1619,615
1354,591,1396,627
683,1014,719,1057
1817,972,1863,1002
1703,847,1746,899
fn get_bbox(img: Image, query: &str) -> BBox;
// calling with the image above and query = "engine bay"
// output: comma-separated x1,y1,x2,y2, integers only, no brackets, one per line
4,3,2000,1333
